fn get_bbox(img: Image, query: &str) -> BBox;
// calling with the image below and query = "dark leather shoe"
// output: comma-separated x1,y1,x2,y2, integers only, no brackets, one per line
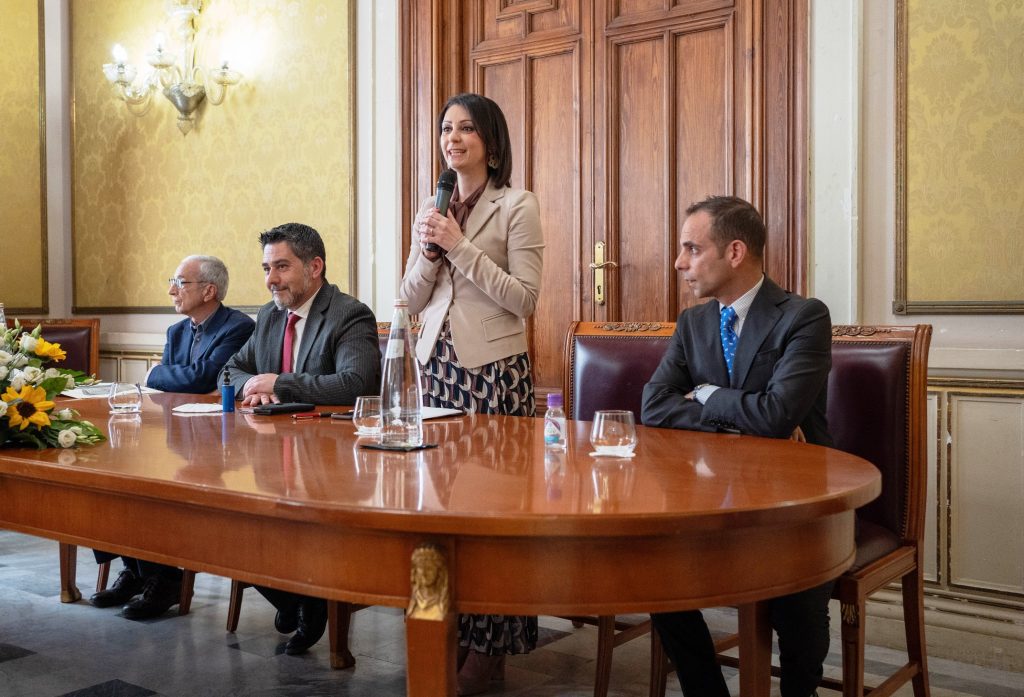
121,575,181,620
275,600,299,634
284,599,327,655
90,567,143,608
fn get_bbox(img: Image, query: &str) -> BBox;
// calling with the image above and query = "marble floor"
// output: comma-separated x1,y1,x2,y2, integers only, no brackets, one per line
0,531,1021,697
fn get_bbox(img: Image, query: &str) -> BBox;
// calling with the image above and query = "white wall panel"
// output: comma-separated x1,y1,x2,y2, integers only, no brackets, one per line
949,394,1024,594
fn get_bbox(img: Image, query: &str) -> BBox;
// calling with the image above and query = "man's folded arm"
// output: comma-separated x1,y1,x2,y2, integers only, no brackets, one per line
641,330,714,431
148,322,254,394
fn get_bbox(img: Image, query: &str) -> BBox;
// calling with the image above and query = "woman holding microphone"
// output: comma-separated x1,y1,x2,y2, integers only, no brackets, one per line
400,92,544,695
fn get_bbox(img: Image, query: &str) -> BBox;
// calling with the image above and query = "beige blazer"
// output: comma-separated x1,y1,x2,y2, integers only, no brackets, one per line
400,180,544,370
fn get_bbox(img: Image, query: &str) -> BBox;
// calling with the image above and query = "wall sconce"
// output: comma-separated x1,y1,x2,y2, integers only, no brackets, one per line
101,0,242,135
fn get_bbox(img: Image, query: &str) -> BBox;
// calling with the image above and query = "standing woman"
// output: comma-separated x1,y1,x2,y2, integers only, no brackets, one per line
400,92,543,695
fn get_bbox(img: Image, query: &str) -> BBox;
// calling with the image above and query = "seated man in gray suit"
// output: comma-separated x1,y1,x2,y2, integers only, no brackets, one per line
641,195,832,697
223,222,380,655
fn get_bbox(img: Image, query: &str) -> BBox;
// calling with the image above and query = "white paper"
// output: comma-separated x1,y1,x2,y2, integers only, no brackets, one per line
421,407,464,420
172,403,224,414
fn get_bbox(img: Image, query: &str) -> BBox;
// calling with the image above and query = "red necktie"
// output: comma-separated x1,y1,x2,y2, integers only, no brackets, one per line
281,312,300,373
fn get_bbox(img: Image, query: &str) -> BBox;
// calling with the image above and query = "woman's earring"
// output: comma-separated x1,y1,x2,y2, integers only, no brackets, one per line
487,155,499,169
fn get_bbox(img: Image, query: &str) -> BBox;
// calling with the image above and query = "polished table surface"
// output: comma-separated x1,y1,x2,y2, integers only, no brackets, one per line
0,393,880,695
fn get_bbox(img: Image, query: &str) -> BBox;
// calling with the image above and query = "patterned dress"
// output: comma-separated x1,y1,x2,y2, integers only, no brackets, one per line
422,182,539,656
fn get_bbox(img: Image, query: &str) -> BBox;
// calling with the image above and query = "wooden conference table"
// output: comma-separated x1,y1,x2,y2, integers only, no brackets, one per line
0,393,879,696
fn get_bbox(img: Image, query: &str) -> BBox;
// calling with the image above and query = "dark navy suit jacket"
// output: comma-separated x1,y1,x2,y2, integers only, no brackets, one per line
641,277,833,446
146,303,255,394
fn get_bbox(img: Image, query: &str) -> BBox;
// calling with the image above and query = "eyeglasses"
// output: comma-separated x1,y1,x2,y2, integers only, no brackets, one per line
167,278,206,289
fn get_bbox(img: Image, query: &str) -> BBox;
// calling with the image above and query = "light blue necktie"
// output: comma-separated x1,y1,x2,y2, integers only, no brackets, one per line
720,305,738,377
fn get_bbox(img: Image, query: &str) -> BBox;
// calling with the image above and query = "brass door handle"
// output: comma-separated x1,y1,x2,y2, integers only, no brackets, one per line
592,242,617,305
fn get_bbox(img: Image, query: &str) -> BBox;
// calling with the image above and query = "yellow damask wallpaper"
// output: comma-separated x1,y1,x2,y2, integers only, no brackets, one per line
905,0,1024,305
72,0,353,311
0,0,46,312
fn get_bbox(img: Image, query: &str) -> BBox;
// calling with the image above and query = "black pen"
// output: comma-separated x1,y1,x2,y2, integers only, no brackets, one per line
292,411,341,420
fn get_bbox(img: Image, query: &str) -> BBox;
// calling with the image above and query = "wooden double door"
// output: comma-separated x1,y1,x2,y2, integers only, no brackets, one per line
402,0,807,395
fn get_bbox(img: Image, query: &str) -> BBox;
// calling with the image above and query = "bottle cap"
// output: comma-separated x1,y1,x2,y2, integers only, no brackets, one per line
546,392,563,407
394,298,408,307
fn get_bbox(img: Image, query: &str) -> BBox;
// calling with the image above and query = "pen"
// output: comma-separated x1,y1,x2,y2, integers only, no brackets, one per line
292,411,343,420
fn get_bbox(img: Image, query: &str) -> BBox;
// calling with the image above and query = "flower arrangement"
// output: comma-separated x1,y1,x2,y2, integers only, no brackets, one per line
0,322,105,449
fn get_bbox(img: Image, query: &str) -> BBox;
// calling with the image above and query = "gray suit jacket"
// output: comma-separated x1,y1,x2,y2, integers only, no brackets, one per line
641,277,833,445
224,283,381,406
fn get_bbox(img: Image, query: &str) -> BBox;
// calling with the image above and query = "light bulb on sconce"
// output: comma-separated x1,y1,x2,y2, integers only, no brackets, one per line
100,0,244,135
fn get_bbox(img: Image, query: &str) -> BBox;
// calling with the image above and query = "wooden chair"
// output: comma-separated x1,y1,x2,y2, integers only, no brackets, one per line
650,324,933,697
5,317,100,377
225,581,363,668
562,320,676,697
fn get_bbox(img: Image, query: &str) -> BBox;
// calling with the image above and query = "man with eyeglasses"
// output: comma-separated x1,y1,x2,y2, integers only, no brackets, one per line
146,255,255,394
89,255,254,620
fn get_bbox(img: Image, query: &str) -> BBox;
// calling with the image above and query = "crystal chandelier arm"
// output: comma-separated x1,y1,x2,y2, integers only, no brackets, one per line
205,63,241,105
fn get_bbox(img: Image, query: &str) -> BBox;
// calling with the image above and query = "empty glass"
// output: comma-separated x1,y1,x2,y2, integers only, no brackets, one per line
353,395,382,437
108,382,143,414
589,410,637,457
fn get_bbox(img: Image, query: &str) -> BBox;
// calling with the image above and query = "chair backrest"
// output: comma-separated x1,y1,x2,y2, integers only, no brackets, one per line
6,318,101,377
563,321,675,421
827,325,931,544
563,320,932,544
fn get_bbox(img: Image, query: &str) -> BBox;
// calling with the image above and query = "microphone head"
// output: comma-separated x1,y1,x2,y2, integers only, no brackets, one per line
436,169,456,192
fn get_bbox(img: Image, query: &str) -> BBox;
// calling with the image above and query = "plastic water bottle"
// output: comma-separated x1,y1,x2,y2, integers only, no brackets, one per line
380,299,423,447
544,392,566,450
220,368,235,413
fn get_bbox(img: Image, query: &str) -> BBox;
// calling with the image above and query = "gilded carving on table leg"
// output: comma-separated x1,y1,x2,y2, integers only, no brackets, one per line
840,601,858,625
407,543,449,621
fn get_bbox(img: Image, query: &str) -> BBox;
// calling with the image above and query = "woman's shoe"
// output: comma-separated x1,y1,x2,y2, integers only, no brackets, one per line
456,652,505,696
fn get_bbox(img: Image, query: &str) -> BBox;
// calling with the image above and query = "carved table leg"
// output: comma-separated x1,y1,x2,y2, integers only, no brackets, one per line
405,543,456,697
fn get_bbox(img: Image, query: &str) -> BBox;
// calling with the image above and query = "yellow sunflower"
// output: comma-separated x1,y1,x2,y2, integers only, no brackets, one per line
33,338,67,362
2,385,56,431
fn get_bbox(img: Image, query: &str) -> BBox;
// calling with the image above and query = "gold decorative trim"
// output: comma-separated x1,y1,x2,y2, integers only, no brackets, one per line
407,543,449,621
377,320,422,333
830,325,898,337
597,322,669,333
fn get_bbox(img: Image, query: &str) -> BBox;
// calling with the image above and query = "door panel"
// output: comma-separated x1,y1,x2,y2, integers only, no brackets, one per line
402,0,805,399
608,34,669,321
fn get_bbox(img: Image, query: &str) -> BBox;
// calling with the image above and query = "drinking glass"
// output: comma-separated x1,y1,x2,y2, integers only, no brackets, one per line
108,382,143,414
589,410,637,457
353,395,382,437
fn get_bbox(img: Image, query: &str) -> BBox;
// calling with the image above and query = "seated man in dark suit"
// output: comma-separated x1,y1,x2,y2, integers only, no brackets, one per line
91,255,255,619
224,222,381,655
641,196,832,697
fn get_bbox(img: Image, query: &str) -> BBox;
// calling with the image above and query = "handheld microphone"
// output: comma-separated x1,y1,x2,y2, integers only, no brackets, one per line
425,170,457,254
